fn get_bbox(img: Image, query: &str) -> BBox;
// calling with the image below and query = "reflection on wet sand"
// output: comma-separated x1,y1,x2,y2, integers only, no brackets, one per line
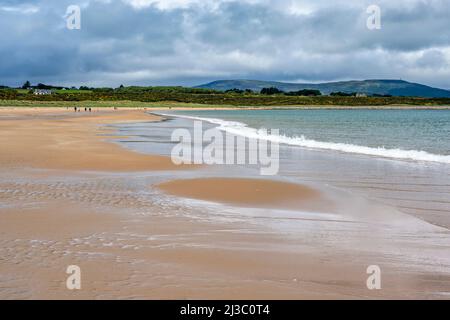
0,108,449,299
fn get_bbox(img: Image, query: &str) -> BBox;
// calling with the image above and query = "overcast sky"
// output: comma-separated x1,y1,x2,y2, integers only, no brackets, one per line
1,0,450,88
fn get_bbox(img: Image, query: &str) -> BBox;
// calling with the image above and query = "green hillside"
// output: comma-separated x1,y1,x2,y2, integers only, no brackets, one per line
197,79,450,98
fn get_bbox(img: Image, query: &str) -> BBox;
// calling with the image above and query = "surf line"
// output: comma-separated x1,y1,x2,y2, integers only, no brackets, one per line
170,120,280,175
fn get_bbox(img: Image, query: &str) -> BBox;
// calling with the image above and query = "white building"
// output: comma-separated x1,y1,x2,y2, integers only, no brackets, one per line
33,89,53,95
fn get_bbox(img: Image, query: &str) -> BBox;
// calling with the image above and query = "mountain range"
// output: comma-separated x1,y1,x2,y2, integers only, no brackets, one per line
197,79,450,98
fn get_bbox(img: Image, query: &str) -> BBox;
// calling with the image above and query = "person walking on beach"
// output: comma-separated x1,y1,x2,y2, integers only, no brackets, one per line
74,107,77,112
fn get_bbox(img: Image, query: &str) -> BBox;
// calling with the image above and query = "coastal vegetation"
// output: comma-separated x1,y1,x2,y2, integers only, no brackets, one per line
1,84,450,107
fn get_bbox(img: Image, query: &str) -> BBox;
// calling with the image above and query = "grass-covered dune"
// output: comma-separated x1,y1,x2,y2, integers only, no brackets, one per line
1,86,450,107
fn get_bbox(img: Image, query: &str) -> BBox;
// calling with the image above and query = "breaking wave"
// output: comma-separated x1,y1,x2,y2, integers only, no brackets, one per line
161,113,450,164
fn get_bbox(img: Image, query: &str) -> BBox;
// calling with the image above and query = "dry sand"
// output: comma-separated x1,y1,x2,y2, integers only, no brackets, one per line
0,107,179,171
1,107,449,300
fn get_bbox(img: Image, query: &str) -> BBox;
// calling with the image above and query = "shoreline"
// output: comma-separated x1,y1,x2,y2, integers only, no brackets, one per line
1,107,449,299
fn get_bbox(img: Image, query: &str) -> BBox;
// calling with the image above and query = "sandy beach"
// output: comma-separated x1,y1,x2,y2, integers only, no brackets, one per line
157,178,322,210
1,107,449,299
0,108,179,171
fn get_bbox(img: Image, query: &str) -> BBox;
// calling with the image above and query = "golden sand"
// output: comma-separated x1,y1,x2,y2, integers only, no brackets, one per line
157,178,322,210
1,107,448,299
0,107,178,171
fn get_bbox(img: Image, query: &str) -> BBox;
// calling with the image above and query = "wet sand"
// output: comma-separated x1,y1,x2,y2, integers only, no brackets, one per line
157,178,323,211
1,107,449,299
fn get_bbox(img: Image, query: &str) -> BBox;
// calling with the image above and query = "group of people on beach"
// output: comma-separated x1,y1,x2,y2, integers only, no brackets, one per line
74,107,92,112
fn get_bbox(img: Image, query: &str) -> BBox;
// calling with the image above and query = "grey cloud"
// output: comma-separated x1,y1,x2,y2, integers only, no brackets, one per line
416,50,448,69
0,0,450,89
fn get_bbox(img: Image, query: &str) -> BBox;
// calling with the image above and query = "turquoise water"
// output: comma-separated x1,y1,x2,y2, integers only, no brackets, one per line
170,109,450,163
116,109,450,227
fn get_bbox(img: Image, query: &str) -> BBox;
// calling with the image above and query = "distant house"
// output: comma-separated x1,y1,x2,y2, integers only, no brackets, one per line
34,89,53,95
355,93,368,97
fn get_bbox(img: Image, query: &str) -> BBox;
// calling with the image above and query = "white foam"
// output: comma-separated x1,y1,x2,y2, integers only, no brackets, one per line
161,113,450,164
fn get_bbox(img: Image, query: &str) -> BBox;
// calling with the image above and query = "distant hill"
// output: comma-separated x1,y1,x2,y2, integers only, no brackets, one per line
196,79,450,98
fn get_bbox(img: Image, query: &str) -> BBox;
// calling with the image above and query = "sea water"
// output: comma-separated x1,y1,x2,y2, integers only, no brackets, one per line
169,109,450,163
114,108,450,228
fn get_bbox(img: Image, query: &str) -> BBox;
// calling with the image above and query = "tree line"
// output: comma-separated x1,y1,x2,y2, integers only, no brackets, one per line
1,81,447,105
0,81,393,98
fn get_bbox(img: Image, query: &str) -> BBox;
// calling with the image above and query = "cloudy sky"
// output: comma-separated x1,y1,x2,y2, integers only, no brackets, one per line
1,0,450,88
